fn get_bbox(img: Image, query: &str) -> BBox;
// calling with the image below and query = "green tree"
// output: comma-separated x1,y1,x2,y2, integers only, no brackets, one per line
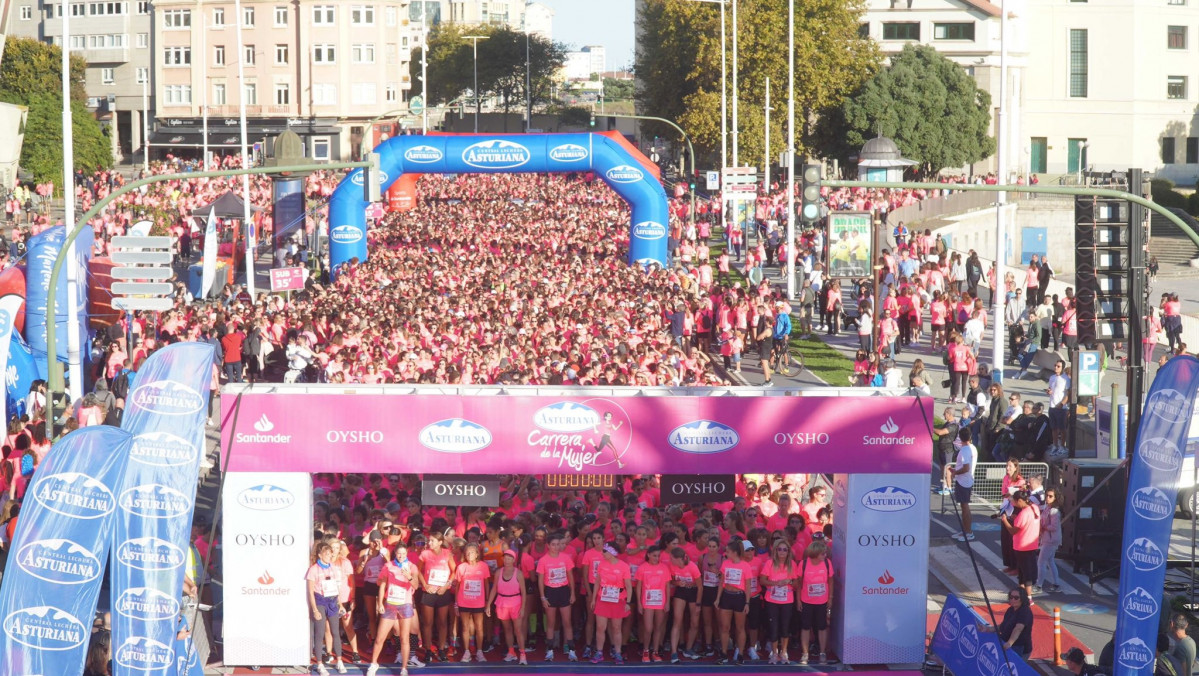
0,37,112,185
835,44,995,177
635,0,880,167
603,77,635,101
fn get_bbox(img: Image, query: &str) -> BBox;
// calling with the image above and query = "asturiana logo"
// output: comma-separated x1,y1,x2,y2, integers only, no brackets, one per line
129,379,205,416
419,419,493,453
3,606,87,651
861,486,917,512
119,483,192,519
631,221,666,240
16,538,102,585
668,420,739,454
34,472,115,520
130,431,199,467
975,642,1003,676
462,140,531,169
114,587,181,621
549,144,589,162
116,536,186,572
533,402,601,433
236,484,296,511
350,169,389,185
1126,537,1166,571
1146,389,1190,423
605,164,644,183
404,145,443,163
938,606,962,641
115,636,175,671
1117,638,1155,670
1140,437,1184,472
958,623,980,658
1130,486,1173,521
330,224,364,245
1122,586,1160,621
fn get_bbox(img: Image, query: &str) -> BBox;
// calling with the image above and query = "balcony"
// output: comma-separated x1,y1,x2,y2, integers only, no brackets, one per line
84,46,131,64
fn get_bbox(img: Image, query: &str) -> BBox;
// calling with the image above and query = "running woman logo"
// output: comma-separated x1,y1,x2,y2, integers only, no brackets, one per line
129,430,200,467
418,418,493,453
975,642,1003,676
129,379,205,416
1122,586,1160,621
34,471,115,520
236,484,296,511
116,536,186,572
16,538,103,585
1117,637,1155,670
3,606,87,651
1130,486,1173,520
1139,437,1184,472
529,400,631,471
404,145,443,163
549,144,589,162
461,140,531,169
114,587,181,621
861,486,917,512
115,636,175,671
631,221,666,240
605,164,644,183
1126,537,1166,571
330,224,364,245
937,606,962,641
958,623,981,658
1145,389,1190,423
119,483,192,519
667,420,739,454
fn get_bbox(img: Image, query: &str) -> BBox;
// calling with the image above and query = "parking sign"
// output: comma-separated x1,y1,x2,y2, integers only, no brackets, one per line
1075,350,1102,397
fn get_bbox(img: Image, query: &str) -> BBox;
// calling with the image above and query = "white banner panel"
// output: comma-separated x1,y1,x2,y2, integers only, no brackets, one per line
222,472,312,666
834,473,930,664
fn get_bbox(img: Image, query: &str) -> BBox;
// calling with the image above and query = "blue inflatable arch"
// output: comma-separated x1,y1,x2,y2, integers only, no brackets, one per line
327,133,671,273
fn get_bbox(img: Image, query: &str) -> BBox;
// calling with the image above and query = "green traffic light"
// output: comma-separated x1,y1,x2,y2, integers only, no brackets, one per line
802,204,820,220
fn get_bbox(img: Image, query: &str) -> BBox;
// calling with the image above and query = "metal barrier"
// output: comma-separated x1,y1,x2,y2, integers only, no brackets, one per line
940,462,1051,513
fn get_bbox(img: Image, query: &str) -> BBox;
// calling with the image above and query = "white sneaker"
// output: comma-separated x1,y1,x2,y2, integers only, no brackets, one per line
461,651,472,663
316,665,329,676
336,662,347,675
407,655,425,668
366,664,379,676
476,650,486,662
400,669,409,676
748,647,760,661
568,649,578,662
545,649,555,661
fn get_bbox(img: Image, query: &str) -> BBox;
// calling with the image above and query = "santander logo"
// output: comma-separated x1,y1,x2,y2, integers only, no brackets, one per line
878,570,895,585
258,570,275,585
254,414,274,432
880,417,900,434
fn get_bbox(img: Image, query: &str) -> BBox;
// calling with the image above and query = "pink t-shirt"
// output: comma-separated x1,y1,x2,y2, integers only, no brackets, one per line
1012,504,1041,551
455,560,491,608
537,552,573,588
761,559,797,604
634,561,672,610
799,557,832,604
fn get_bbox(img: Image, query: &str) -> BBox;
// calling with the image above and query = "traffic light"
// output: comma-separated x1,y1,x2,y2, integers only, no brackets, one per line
1074,195,1131,344
690,169,698,192
800,163,822,224
589,112,596,127
364,151,382,203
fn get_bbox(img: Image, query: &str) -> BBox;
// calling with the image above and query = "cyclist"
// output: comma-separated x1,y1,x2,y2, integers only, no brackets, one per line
770,302,793,376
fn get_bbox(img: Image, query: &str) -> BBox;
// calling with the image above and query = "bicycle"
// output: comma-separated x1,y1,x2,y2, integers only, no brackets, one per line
770,340,805,376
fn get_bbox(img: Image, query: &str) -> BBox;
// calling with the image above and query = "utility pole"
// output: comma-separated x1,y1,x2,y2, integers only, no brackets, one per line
464,35,489,133
764,77,770,193
991,0,1008,382
786,0,795,301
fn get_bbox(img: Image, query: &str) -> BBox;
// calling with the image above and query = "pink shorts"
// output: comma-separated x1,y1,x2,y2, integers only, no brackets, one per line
594,599,629,620
496,601,522,621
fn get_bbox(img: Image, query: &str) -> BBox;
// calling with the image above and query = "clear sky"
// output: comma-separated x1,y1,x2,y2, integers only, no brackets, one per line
538,0,636,71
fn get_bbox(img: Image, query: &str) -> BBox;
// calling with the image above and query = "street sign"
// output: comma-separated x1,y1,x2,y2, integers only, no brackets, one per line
111,235,174,317
269,267,306,293
705,171,720,190
409,95,425,115
112,235,171,249
721,166,759,195
1075,349,1102,398
112,297,174,312
110,267,174,280
111,282,174,296
111,250,173,265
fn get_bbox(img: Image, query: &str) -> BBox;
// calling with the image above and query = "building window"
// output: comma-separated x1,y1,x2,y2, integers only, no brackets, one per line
386,43,398,65
69,35,85,49
275,83,290,105
244,83,257,105
275,44,289,64
163,8,190,27
136,67,148,84
245,45,256,66
214,45,225,65
88,2,125,15
100,68,115,84
242,6,254,25
213,83,227,105
1168,75,1188,99
136,0,147,12
313,83,337,105
934,22,974,40
1069,29,1088,98
1169,0,1186,5
136,33,148,48
1187,137,1199,163
1168,26,1187,49
19,5,32,19
882,22,920,40
69,3,85,16
351,82,377,104
1163,137,1177,164
313,5,334,24
274,5,287,25
352,43,376,63
165,84,192,104
385,83,397,102
351,5,375,24
313,44,336,63
312,137,331,161
386,6,396,25
213,7,224,25
164,46,191,66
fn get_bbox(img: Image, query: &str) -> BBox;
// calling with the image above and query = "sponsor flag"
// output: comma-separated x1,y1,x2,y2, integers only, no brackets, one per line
172,614,205,676
112,342,214,675
0,426,133,676
0,294,25,423
6,332,39,418
200,213,218,300
930,594,1037,676
23,225,92,364
1115,355,1199,674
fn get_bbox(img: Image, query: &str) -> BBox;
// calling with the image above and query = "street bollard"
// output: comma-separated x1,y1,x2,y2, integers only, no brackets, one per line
1054,606,1063,665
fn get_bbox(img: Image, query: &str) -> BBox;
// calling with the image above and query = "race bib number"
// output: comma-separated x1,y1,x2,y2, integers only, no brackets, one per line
547,567,567,586
428,569,450,587
591,561,601,579
463,579,483,599
387,585,411,606
321,578,340,598
600,585,621,603
724,568,743,586
748,577,759,594
645,589,664,606
769,585,790,602
703,571,719,587
365,561,382,582
806,583,826,598
676,575,693,585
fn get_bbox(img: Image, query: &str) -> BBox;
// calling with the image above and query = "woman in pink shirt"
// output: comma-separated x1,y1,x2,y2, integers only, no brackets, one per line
418,532,456,661
797,539,834,665
1001,490,1041,599
634,545,673,662
307,542,349,674
485,549,528,664
714,540,751,664
454,543,491,662
578,529,605,658
668,547,702,661
760,537,799,664
536,533,577,661
590,542,633,664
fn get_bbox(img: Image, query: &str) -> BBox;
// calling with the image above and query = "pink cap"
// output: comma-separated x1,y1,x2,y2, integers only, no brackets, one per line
503,549,518,559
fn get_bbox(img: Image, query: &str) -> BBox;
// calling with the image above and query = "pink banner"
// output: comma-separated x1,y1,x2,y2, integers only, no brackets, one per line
221,393,933,475
268,267,305,292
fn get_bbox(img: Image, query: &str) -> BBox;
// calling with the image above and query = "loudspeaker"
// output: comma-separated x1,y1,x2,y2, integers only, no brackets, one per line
1052,458,1128,571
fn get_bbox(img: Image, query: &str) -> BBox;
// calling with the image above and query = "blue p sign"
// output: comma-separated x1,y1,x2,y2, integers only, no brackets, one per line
1078,350,1101,397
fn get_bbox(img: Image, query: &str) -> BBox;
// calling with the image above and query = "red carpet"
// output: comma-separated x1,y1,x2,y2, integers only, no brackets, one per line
227,670,920,675
926,603,1088,662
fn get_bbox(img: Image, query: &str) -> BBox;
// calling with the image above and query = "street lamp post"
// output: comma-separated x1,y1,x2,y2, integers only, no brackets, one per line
786,0,796,300
61,0,82,401
464,35,489,133
992,0,1009,382
764,76,771,193
420,1,429,133
687,0,728,236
